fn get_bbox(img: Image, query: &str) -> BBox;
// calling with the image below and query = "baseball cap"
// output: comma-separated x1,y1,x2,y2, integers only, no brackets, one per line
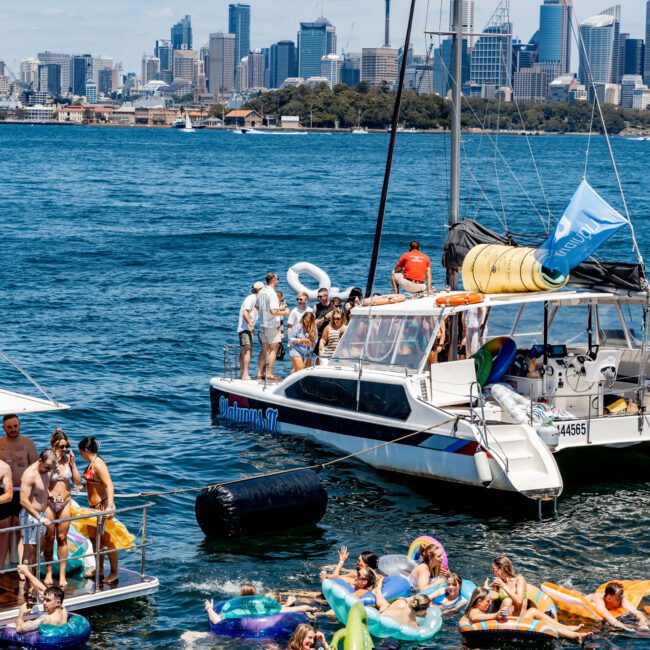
253,281,264,291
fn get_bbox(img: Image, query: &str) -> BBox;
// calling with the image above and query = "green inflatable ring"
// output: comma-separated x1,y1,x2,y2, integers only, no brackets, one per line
471,348,493,387
330,602,373,650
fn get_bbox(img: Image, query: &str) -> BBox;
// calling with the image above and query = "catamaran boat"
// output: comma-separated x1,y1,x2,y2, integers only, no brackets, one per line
210,0,650,507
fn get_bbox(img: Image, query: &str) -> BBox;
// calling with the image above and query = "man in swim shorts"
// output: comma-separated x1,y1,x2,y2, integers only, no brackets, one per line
391,240,432,297
0,415,38,565
19,449,55,578
587,581,649,631
0,457,14,570
16,563,68,630
238,281,264,380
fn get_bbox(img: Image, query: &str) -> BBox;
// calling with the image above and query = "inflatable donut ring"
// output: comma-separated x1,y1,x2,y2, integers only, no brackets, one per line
362,294,406,307
459,616,558,645
0,613,91,649
481,336,517,385
330,575,410,605
407,536,449,570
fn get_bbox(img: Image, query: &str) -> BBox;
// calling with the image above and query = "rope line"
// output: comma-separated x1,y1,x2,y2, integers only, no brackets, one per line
123,417,460,499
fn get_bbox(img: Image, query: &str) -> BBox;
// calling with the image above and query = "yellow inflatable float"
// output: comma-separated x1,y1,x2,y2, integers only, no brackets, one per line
462,244,568,294
70,501,136,550
541,580,650,621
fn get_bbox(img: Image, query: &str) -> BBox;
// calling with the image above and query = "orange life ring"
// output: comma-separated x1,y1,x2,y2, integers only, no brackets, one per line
362,293,406,307
435,292,484,307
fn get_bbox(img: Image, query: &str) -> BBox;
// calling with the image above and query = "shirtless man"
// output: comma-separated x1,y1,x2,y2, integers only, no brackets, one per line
0,415,38,563
372,577,431,627
16,563,68,631
587,581,650,632
19,449,55,574
0,459,13,570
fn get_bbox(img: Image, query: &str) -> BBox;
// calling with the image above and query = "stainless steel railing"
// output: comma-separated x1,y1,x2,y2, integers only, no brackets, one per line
223,344,240,380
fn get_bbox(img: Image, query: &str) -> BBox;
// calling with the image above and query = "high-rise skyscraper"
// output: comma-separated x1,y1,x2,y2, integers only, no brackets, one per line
172,50,198,84
538,0,572,75
645,1,650,84
142,56,161,84
171,15,192,50
321,54,344,87
434,38,470,95
342,52,362,86
449,0,475,48
270,41,297,88
298,18,337,79
98,68,113,95
71,54,91,96
229,4,251,79
155,40,173,76
247,50,265,89
209,32,236,96
37,52,71,95
469,1,512,89
85,79,97,103
599,6,621,83
623,38,645,77
361,48,398,87
37,64,61,97
578,14,616,86
21,59,40,86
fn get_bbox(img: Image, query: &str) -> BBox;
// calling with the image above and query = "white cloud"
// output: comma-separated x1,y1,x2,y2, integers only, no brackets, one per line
144,7,174,19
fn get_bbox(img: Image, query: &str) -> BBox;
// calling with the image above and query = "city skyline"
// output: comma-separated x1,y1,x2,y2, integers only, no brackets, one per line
0,0,645,73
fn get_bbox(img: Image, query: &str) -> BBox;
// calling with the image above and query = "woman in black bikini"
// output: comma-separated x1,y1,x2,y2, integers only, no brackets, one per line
78,437,118,585
43,428,82,588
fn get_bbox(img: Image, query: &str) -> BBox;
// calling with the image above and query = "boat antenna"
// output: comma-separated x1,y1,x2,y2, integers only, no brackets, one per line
364,0,417,298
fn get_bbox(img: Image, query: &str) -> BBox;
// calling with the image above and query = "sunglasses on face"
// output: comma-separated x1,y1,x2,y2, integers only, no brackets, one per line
57,444,70,450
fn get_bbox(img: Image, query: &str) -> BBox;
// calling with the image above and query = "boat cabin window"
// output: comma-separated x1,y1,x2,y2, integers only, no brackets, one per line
488,303,545,348
284,376,412,420
333,315,439,371
597,303,641,347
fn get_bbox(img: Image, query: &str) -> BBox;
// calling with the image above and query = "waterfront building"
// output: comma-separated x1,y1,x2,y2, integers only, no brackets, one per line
281,77,305,88
21,59,39,86
85,80,98,103
26,104,54,120
620,74,645,108
361,47,398,87
306,76,330,88
450,0,475,48
224,109,262,127
37,63,61,98
469,1,512,91
622,38,644,77
298,18,337,79
37,52,71,95
578,14,615,87
26,91,53,106
171,15,192,50
513,65,551,102
229,4,251,81
593,82,620,105
342,52,361,86
646,1,650,84
538,0,571,75
142,56,160,85
270,40,297,89
404,63,434,94
71,55,91,96
633,86,650,109
548,73,578,102
568,83,588,102
248,50,265,89
320,54,343,87
209,33,236,97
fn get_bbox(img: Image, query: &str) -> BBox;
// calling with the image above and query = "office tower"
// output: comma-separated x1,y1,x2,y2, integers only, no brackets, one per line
598,6,621,83
645,1,650,84
91,56,113,85
37,64,61,97
229,4,251,77
384,0,391,47
270,41,297,88
342,52,361,86
71,55,91,96
142,55,161,84
470,1,512,89
298,18,337,79
85,79,97,103
98,68,113,95
321,54,344,87
209,32,236,96
623,39,644,76
450,0,475,48
172,50,198,83
620,75,645,108
247,50,265,88
434,37,470,95
578,14,616,86
38,52,71,95
538,0,571,75
171,15,192,50
361,48,398,86
21,59,40,86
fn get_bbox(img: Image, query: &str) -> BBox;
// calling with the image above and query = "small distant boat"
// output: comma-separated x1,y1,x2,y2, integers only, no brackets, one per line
629,136,650,141
233,126,264,134
172,116,185,128
352,110,369,134
180,113,195,133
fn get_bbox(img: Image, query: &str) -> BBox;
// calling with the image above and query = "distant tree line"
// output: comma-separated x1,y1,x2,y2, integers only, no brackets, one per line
243,83,650,134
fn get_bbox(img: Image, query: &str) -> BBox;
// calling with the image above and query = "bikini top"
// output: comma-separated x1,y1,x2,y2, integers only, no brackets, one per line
83,458,103,485
51,464,72,483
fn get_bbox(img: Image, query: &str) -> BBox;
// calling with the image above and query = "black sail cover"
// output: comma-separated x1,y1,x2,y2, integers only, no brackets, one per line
441,219,646,293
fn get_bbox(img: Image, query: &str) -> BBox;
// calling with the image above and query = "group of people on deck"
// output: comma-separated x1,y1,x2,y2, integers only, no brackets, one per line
0,415,121,632
237,272,363,381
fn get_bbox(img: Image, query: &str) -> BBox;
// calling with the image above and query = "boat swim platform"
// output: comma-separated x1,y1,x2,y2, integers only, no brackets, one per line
0,568,159,625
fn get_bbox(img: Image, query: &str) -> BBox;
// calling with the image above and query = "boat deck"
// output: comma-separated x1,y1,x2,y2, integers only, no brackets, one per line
0,567,159,624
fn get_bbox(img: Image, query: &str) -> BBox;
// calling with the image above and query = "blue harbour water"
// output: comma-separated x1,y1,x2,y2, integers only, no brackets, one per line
0,125,649,649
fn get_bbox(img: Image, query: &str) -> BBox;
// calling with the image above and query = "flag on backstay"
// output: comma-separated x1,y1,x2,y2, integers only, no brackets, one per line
535,179,628,275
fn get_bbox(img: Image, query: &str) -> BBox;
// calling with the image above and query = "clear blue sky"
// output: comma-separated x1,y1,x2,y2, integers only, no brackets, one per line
0,0,645,73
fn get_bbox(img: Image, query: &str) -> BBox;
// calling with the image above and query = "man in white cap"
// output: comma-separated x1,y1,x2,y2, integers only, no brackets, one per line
238,281,264,380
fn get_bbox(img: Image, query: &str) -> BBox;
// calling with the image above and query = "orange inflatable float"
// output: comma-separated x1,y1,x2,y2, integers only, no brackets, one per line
362,294,406,307
435,292,485,307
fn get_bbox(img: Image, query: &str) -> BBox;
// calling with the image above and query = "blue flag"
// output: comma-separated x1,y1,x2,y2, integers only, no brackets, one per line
535,179,628,275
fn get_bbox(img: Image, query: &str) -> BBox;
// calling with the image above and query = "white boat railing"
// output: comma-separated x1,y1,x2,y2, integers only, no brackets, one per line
0,500,155,592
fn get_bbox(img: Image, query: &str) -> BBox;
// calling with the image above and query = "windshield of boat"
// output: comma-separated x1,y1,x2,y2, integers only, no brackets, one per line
332,314,440,371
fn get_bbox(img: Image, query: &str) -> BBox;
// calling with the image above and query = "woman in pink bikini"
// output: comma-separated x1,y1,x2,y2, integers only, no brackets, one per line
43,428,81,588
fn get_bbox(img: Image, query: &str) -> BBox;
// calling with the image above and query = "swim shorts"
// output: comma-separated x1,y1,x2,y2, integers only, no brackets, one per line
0,491,20,520
238,330,253,349
19,509,44,545
259,326,281,345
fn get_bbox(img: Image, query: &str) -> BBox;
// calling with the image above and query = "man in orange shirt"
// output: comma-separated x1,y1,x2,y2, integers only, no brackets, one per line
391,240,432,296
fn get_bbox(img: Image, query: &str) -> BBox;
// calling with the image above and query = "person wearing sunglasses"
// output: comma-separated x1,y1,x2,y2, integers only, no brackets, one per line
43,428,82,588
287,292,312,331
318,309,346,362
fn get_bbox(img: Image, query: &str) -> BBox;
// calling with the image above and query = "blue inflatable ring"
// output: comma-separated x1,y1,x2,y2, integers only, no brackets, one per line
481,337,517,384
209,595,307,639
421,578,477,606
331,575,411,605
0,613,91,649
323,579,442,642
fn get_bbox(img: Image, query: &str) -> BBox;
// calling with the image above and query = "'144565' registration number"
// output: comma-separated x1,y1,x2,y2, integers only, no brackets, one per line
557,422,587,436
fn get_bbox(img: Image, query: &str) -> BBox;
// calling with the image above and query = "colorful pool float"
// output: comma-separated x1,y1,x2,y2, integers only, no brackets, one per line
330,602,374,650
406,535,449,571
459,616,558,647
0,613,91,649
330,575,410,606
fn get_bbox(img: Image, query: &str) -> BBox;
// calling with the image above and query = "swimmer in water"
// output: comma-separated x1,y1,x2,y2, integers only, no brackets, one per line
288,623,331,650
372,576,431,627
437,572,467,615
465,587,592,644
483,555,528,617
410,542,448,593
16,564,68,631
586,581,650,632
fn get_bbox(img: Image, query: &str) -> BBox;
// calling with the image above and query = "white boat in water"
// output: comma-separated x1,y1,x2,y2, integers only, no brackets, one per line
210,1,650,506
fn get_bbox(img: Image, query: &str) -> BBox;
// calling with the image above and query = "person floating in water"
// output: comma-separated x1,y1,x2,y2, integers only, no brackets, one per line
16,563,68,631
586,581,650,631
